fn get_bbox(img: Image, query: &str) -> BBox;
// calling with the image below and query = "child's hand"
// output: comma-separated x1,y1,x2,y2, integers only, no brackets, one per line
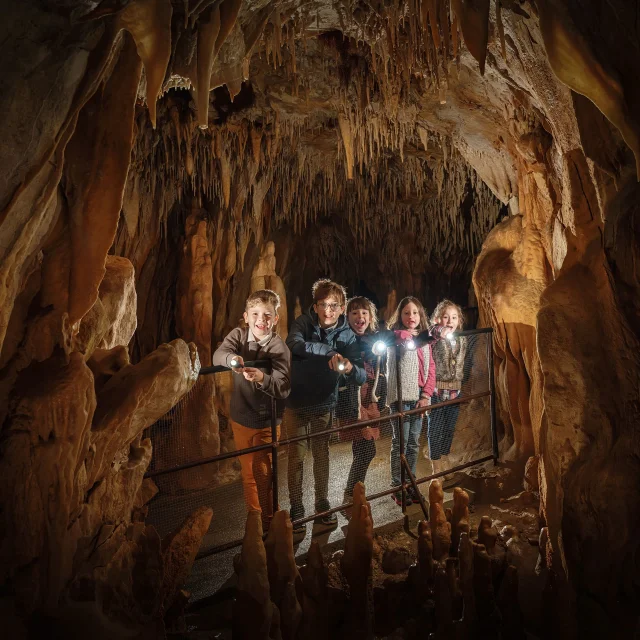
362,426,380,441
329,354,353,374
242,367,264,383
229,355,245,373
410,329,419,336
442,327,455,339
417,397,431,408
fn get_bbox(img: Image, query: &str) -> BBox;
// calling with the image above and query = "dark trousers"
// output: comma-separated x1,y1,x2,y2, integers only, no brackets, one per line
284,408,332,512
427,394,460,460
345,437,376,496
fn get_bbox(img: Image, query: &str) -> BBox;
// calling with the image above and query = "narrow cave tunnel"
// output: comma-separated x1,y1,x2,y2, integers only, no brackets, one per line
1,1,640,639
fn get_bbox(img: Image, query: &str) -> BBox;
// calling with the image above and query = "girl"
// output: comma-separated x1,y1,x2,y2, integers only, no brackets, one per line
427,300,467,473
337,297,387,513
386,297,436,505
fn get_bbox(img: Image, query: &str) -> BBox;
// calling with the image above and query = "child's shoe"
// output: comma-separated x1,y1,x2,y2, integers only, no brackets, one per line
314,499,338,527
290,504,306,535
391,491,412,507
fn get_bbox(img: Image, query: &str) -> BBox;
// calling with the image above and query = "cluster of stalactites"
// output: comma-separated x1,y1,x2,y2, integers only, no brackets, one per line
127,98,501,274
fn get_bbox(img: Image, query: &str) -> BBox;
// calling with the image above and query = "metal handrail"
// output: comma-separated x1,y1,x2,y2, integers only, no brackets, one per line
146,326,498,562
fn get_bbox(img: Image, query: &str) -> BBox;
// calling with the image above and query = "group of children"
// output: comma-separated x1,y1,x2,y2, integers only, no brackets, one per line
212,279,467,535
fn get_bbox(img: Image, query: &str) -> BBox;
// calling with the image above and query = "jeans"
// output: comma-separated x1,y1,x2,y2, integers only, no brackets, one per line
390,401,423,487
427,393,461,459
345,437,376,496
284,408,333,513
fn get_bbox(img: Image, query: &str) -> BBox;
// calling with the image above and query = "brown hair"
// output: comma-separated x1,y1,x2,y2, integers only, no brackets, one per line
245,289,281,313
312,278,347,306
387,296,429,331
346,296,379,332
430,299,464,330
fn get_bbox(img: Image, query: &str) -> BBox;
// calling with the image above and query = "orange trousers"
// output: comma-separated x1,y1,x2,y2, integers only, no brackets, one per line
231,420,280,528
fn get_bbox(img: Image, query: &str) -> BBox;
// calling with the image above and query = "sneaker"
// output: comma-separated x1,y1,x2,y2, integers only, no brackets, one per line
408,486,424,503
391,491,412,507
314,512,338,527
290,504,306,535
340,492,353,520
314,500,338,527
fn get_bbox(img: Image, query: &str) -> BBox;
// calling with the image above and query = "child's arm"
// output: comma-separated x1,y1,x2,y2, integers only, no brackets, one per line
342,335,367,386
286,316,337,359
421,347,437,400
212,328,243,367
258,346,291,400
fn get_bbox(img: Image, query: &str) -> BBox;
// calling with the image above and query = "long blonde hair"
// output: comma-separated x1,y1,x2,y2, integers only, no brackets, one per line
346,296,379,333
431,299,465,330
387,296,429,331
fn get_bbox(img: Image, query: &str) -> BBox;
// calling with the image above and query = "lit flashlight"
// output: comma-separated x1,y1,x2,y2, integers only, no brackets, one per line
406,339,416,350
338,361,346,371
447,332,456,343
372,340,386,356
230,357,241,368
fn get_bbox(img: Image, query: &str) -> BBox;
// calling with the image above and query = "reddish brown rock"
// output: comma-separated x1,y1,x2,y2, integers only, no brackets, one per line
429,480,452,562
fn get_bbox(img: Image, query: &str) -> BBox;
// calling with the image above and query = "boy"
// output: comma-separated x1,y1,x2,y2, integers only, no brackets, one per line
285,279,366,533
212,289,291,532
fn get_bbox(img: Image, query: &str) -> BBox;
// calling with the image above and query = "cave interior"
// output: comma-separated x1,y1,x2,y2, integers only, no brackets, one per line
1,0,640,638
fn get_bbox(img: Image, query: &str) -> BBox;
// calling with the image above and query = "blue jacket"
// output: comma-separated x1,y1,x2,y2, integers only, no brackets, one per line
286,307,366,413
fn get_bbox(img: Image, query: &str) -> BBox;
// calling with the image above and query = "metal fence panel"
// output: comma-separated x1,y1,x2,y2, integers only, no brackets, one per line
143,329,495,598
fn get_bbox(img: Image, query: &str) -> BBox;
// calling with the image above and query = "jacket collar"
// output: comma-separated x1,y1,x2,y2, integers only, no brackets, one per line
306,305,347,334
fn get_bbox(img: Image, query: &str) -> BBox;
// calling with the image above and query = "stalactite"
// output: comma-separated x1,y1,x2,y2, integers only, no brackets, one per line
117,0,173,129
194,5,221,128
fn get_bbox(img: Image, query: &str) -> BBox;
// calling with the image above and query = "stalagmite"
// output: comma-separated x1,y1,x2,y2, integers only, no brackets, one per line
251,241,289,340
429,479,452,562
341,482,374,638
299,541,329,640
117,0,173,129
264,511,303,640
451,487,470,555
233,510,275,639
477,515,498,554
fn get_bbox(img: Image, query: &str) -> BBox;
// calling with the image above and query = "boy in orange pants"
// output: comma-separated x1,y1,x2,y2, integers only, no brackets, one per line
212,290,291,531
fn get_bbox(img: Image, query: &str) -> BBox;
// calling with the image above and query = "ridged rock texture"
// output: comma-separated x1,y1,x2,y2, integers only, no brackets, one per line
1,0,640,636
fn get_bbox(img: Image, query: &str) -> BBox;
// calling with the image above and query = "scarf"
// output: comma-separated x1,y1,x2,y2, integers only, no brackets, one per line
394,329,426,388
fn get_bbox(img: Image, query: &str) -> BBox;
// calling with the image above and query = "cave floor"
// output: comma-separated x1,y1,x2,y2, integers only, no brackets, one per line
147,433,494,600
174,486,544,639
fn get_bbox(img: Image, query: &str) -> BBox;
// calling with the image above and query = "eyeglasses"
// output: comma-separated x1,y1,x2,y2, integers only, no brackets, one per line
317,302,342,311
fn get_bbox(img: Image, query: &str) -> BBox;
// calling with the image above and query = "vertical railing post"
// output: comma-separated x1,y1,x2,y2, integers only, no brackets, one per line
487,330,499,464
270,393,279,515
395,343,406,514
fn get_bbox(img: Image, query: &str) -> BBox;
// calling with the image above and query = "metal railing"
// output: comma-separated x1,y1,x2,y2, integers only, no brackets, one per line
144,327,497,564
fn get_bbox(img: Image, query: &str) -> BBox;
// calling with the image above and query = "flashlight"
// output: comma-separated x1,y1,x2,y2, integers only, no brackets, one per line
447,332,456,343
372,340,387,356
405,339,416,350
230,357,241,368
338,361,346,371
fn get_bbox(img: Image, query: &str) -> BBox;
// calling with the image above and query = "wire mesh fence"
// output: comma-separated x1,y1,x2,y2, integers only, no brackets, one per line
144,328,495,597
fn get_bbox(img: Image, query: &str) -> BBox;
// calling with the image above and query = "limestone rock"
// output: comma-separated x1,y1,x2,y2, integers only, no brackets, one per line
381,546,413,575
160,506,213,612
233,510,275,640
429,480,452,562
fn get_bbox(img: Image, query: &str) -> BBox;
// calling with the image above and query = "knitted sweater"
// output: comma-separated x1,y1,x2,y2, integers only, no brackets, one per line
432,336,467,390
386,343,435,405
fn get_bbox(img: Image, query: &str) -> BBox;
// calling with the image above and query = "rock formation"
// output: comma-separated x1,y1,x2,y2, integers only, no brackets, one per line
2,0,640,635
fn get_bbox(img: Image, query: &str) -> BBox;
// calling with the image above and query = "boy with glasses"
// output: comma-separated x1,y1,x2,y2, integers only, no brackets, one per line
285,279,366,534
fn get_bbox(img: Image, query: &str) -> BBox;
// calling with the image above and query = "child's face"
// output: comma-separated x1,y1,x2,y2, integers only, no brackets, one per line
439,306,459,332
314,295,343,328
348,306,370,335
244,302,278,338
400,302,421,331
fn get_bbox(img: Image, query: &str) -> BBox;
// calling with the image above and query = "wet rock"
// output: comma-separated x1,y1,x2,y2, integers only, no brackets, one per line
381,546,414,575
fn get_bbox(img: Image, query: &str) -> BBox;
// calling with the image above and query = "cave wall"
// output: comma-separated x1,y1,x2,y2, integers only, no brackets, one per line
1,0,640,635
